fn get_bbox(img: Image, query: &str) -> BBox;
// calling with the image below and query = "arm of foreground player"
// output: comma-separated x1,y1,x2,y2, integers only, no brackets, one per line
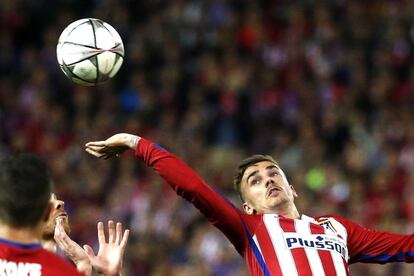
55,219,130,276
54,218,92,276
85,133,247,253
332,215,414,264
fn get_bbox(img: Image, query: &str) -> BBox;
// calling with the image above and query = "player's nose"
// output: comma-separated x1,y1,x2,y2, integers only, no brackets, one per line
56,200,65,210
265,178,275,188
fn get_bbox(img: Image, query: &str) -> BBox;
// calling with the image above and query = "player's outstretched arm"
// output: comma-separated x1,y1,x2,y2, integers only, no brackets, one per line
85,133,247,254
85,133,140,159
331,215,414,264
54,218,92,276
83,221,130,276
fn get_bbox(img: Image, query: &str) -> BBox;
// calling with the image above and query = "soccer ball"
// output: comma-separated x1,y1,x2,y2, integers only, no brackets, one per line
56,18,124,86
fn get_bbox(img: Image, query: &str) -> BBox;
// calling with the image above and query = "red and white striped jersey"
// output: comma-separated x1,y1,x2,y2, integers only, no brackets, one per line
136,138,414,276
251,214,350,275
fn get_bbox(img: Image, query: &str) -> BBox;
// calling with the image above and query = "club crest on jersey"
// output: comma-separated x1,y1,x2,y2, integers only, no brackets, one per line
318,219,338,234
283,233,348,260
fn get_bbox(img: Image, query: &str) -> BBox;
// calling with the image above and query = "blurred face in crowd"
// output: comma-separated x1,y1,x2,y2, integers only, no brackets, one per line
42,193,70,238
240,161,297,215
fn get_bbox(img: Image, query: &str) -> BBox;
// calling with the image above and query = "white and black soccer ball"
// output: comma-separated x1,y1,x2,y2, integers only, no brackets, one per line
56,18,124,86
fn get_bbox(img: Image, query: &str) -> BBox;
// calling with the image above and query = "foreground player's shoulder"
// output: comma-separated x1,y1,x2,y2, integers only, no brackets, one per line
39,249,83,275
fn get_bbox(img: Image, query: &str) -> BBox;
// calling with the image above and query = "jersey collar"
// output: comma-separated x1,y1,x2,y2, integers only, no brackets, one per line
0,237,42,249
300,214,316,223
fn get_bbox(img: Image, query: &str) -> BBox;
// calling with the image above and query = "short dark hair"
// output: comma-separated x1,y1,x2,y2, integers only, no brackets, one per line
233,154,278,202
0,153,52,227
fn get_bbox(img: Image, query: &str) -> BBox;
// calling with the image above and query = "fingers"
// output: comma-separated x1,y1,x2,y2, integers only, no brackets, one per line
85,147,114,160
85,145,106,153
112,222,129,246
115,222,122,244
85,148,104,158
85,144,107,159
54,218,70,242
54,218,82,259
83,244,95,258
85,141,106,147
85,146,127,159
97,221,129,245
97,221,106,244
54,217,63,235
120,229,130,249
108,220,116,243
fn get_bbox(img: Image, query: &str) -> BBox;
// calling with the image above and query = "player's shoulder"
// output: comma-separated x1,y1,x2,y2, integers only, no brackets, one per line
0,246,83,276
239,213,264,232
37,249,83,275
316,213,348,223
316,213,357,229
241,213,265,224
315,214,350,239
39,248,72,263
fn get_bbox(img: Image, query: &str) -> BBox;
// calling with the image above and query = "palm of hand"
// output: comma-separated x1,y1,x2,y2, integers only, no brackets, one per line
91,243,123,275
84,221,130,276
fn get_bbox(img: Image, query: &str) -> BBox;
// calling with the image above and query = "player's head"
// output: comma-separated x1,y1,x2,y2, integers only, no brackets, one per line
233,154,297,215
0,153,52,228
42,193,70,240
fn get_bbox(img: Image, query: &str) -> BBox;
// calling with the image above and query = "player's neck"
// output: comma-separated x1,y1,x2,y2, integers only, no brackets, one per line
270,203,300,219
278,208,300,219
0,224,42,245
41,239,57,253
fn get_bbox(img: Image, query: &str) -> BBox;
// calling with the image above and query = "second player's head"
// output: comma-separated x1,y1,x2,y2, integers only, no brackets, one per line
42,193,70,240
0,153,52,228
234,155,298,215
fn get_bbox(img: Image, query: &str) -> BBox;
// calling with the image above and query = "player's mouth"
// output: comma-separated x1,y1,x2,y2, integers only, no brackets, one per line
55,212,68,220
267,187,282,198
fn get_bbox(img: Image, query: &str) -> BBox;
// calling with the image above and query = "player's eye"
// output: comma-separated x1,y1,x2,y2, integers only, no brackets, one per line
250,179,261,186
270,171,279,177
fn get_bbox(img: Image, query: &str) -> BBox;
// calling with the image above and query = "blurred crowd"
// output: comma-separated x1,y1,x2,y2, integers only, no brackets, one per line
1,0,414,275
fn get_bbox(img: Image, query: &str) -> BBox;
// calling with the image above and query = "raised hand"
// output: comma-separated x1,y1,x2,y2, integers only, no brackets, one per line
54,218,92,276
85,133,140,159
83,221,130,276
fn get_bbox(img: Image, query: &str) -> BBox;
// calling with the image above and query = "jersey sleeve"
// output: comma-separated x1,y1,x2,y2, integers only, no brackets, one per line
135,138,247,253
331,215,414,264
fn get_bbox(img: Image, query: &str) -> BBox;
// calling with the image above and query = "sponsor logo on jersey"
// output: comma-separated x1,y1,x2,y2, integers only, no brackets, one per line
0,259,41,276
283,233,348,259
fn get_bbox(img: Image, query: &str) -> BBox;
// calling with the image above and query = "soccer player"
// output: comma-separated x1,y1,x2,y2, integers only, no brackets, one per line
85,133,414,276
41,193,70,253
42,194,130,276
0,154,83,275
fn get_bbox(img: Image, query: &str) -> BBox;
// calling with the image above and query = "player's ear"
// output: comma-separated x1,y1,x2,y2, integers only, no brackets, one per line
41,201,53,223
243,202,257,215
290,185,298,198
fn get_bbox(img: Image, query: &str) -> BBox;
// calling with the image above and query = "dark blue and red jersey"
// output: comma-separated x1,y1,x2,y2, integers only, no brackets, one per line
0,238,83,275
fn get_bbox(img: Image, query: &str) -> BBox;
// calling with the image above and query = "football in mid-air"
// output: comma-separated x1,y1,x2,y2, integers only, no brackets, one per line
56,18,124,86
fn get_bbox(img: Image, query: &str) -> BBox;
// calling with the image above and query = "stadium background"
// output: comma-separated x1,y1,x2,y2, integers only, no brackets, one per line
1,0,414,275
